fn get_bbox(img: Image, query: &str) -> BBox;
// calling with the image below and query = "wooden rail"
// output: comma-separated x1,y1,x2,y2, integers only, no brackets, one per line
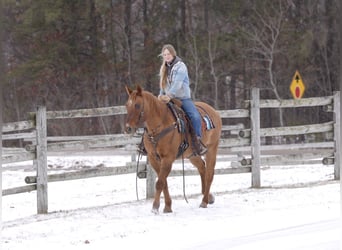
2,89,340,214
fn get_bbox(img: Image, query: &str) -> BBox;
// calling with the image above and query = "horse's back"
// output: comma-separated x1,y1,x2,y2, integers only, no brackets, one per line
195,101,222,141
195,102,222,125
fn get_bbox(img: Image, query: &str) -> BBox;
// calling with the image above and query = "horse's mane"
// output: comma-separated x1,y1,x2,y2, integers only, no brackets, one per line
141,89,167,117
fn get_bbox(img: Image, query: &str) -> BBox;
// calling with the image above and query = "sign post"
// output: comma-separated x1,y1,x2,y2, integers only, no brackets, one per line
290,70,305,99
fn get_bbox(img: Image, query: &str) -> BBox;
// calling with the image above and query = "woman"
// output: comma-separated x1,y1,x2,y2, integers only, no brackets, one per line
158,44,207,156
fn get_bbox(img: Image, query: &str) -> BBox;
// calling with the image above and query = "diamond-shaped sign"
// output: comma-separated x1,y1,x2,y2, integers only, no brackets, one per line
290,70,305,99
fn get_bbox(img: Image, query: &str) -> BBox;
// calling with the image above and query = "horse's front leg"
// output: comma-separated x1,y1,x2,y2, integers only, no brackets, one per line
152,158,172,214
148,154,161,213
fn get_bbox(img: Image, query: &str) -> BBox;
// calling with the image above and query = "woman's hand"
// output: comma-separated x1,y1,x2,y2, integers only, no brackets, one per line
158,95,171,103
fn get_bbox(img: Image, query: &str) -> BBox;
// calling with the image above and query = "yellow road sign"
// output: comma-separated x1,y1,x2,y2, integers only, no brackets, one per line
290,70,305,99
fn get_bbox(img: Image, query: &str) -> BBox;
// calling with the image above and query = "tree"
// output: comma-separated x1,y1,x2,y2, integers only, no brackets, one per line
339,0,342,92
240,0,288,126
2,0,340,135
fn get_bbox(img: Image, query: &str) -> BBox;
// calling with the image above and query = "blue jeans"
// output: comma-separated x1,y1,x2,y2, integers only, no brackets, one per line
181,98,202,138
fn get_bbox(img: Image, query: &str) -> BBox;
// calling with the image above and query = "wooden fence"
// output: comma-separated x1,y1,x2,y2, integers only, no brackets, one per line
2,88,340,214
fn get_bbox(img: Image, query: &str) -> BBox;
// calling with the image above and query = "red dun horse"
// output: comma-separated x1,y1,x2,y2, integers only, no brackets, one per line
125,85,222,213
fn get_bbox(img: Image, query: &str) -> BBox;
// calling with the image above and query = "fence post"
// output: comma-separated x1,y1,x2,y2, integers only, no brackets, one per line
146,161,156,199
333,91,340,180
36,106,48,214
251,88,261,187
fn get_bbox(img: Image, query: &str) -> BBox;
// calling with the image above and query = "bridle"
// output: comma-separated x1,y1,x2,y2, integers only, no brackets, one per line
136,95,145,127
129,93,178,157
144,99,177,160
132,93,188,203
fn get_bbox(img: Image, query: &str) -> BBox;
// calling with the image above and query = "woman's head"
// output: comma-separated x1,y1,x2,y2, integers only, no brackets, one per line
159,44,177,89
161,44,177,63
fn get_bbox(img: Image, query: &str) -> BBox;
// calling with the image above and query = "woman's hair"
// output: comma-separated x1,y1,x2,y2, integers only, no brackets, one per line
159,44,177,90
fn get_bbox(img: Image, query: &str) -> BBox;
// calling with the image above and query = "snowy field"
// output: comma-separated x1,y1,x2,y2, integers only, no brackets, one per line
1,151,341,249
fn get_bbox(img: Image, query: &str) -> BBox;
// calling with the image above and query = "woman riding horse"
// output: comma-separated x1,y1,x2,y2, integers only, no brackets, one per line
125,85,222,213
158,44,207,155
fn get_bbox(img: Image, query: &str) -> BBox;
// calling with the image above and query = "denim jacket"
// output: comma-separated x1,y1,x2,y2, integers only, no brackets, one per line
160,57,191,100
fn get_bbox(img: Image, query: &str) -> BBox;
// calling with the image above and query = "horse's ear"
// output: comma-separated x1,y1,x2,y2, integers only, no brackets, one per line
125,85,133,95
136,84,143,95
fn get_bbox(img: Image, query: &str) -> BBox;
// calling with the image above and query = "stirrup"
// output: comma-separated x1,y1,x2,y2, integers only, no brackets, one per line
137,147,147,156
137,141,147,156
197,140,208,155
194,137,207,156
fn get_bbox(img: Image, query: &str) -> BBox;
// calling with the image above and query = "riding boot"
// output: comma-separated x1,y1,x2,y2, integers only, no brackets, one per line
196,136,208,156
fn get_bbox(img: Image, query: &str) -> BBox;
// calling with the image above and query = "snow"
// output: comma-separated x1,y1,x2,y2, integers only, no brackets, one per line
1,151,341,249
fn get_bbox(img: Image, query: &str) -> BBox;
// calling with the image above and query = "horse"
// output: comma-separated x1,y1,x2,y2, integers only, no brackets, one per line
125,85,222,213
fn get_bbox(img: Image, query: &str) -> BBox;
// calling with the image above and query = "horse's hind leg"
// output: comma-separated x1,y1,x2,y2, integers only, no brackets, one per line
189,156,208,206
202,145,218,207
190,147,217,208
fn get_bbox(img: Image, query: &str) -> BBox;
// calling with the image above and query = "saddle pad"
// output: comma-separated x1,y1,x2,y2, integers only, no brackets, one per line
203,115,215,130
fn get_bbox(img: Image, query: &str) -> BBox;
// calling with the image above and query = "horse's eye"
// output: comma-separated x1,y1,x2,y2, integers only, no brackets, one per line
135,103,141,109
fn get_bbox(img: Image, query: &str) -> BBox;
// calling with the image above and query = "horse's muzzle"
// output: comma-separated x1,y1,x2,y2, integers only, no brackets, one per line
125,124,136,134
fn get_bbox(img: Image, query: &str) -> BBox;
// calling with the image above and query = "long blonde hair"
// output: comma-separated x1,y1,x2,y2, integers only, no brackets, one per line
159,44,177,90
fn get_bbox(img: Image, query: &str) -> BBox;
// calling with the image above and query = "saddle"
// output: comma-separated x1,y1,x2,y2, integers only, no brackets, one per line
169,99,215,132
167,101,189,157
168,99,214,157
137,99,214,157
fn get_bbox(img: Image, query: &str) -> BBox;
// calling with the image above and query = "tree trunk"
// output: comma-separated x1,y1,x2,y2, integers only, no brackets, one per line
124,0,133,86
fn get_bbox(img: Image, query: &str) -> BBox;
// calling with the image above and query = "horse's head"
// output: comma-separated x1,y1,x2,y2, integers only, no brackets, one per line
125,85,145,134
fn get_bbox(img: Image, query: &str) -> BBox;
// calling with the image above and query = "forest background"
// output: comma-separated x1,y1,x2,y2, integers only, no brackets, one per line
1,0,341,137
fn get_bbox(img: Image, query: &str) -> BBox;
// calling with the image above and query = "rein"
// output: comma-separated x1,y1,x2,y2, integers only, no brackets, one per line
181,147,188,203
145,115,189,203
135,151,142,201
134,101,189,203
136,97,145,126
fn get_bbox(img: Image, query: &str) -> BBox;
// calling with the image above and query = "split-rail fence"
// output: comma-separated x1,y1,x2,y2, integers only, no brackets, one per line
2,88,340,214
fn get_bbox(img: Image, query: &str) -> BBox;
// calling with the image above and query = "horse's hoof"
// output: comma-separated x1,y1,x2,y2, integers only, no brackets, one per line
208,193,215,204
151,208,159,214
199,201,208,208
163,207,173,213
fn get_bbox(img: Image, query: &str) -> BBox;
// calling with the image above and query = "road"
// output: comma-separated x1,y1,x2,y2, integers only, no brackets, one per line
194,218,340,250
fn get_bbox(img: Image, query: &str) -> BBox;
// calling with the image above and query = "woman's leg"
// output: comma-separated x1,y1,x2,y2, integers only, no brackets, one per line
181,99,202,137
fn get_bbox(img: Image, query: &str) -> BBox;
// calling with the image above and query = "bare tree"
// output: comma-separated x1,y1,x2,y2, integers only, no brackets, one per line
184,1,201,99
241,0,287,126
207,31,219,108
339,0,342,92
124,0,133,86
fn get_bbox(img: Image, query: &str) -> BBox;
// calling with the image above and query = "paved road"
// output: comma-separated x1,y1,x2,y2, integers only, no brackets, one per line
193,218,340,250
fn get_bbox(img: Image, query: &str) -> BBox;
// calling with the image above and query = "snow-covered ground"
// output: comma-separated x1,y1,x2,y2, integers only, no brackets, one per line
1,151,341,249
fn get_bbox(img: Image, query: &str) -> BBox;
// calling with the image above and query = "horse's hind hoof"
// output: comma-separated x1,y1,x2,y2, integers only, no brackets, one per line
208,193,215,204
163,207,173,213
151,208,159,214
199,202,208,208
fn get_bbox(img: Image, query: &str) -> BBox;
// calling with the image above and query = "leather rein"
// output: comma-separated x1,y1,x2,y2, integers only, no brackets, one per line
144,118,178,160
134,97,188,202
136,95,178,157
